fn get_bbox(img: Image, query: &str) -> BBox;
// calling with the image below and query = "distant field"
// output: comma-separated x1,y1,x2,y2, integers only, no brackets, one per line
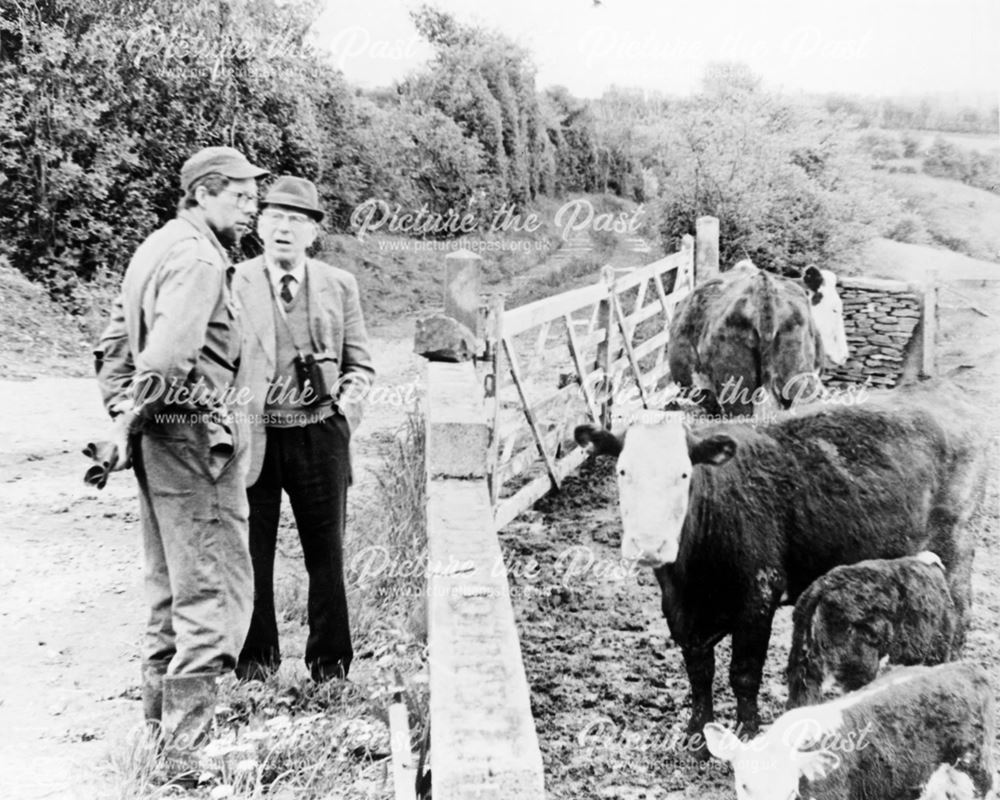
877,170,1000,262
908,130,1000,154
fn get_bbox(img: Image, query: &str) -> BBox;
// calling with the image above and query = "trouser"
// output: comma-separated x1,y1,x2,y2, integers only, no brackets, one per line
133,417,253,676
237,414,353,678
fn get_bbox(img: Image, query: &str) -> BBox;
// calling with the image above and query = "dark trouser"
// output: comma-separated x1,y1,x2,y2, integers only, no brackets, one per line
237,414,353,679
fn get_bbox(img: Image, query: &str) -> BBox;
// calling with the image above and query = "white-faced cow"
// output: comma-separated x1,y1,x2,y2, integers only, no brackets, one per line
704,662,995,800
667,261,848,417
575,388,984,750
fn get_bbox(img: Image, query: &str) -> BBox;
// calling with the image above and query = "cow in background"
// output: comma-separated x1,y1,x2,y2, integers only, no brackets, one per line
667,260,848,417
787,551,960,708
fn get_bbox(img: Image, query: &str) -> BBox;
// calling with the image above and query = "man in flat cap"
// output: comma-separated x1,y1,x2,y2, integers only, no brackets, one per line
94,146,268,769
232,176,374,683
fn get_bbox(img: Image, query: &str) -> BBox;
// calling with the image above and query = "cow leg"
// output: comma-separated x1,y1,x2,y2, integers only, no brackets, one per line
729,609,777,737
680,643,715,758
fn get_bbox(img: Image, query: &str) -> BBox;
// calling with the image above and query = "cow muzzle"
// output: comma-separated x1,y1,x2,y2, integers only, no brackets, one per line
622,537,675,568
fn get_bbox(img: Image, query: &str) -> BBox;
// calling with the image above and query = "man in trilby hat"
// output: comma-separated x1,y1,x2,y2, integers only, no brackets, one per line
232,176,374,682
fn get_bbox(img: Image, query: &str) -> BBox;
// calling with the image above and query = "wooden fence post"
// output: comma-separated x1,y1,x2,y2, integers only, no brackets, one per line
444,249,483,336
595,265,617,428
695,216,720,284
484,293,505,506
920,269,938,378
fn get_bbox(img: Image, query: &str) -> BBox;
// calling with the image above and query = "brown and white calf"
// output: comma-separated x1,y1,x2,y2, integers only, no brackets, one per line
705,662,996,800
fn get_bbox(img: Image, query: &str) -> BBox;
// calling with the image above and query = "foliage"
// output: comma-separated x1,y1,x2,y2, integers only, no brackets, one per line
823,92,998,134
0,0,355,303
923,136,1000,194
651,63,904,273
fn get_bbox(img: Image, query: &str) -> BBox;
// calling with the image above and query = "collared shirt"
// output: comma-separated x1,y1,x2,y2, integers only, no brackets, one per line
264,257,306,303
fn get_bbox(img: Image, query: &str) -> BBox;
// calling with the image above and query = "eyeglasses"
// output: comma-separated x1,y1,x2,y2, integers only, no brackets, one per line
221,189,259,209
259,209,315,228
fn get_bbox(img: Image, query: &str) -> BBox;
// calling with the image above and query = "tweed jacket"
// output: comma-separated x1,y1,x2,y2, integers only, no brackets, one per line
233,256,375,485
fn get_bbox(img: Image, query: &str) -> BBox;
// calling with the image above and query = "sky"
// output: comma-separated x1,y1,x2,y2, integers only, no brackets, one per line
311,0,999,100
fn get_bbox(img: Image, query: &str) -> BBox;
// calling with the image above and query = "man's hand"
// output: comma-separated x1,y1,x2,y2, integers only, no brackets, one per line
108,410,136,472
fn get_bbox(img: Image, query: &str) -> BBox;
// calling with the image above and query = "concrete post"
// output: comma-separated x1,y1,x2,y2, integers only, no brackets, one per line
444,249,483,337
695,216,720,284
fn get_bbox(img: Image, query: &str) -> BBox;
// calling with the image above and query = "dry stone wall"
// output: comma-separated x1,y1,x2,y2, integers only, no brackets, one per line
825,276,925,388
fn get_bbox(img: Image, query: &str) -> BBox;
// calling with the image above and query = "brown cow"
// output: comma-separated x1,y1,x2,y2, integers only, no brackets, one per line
667,261,848,417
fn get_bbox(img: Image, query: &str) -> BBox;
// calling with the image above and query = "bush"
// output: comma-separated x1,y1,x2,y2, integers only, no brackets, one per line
653,64,899,273
859,131,904,161
0,0,356,303
923,136,1000,194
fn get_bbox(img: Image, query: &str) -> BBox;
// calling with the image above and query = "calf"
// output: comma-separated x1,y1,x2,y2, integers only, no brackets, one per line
704,662,996,800
787,551,960,708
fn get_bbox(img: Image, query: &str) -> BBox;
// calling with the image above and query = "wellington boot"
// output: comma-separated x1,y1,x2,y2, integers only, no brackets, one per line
161,672,218,786
141,660,169,728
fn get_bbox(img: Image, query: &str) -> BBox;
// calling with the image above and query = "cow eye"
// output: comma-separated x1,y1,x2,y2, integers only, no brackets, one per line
681,472,689,480
618,469,626,477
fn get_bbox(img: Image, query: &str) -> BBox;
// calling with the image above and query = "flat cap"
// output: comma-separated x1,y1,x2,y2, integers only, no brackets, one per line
180,146,269,192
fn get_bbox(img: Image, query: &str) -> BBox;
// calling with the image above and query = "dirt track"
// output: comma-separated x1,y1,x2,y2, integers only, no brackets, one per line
0,324,423,800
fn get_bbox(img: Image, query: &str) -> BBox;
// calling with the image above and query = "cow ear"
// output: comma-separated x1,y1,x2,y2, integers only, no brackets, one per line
689,434,737,466
795,747,841,781
574,425,623,458
803,265,824,293
703,723,741,762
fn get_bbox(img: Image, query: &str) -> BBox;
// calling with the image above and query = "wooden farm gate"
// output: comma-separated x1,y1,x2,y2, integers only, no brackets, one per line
483,235,695,529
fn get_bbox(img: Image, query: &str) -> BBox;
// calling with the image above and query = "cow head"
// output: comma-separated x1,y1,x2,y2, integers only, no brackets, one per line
704,722,841,800
575,413,736,568
803,266,849,366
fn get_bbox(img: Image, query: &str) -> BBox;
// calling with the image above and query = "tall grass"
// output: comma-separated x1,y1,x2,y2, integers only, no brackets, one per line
100,411,429,799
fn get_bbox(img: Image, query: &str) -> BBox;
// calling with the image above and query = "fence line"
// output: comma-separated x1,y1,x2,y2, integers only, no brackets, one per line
484,236,695,529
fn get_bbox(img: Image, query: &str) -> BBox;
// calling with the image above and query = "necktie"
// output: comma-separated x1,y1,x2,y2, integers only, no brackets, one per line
280,273,295,304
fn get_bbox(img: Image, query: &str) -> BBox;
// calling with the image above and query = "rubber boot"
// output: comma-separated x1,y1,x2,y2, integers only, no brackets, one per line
161,672,218,784
141,660,169,728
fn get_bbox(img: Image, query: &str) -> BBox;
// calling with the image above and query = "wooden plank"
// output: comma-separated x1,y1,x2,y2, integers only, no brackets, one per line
494,447,591,530
503,282,606,337
389,679,417,800
609,287,650,407
612,255,683,293
839,275,915,293
595,267,615,428
498,426,564,487
428,479,546,799
484,294,505,506
503,336,562,489
642,358,673,387
622,296,668,330
531,320,552,367
939,284,991,317
565,313,601,423
632,328,670,362
921,270,938,378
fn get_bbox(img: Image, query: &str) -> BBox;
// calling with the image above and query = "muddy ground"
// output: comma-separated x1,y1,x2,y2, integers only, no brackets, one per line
499,258,1000,799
